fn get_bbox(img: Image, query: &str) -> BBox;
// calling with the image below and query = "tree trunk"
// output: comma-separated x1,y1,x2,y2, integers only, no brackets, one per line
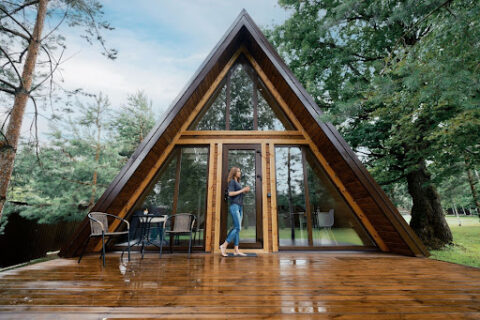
466,165,480,210
0,0,48,219
407,159,452,249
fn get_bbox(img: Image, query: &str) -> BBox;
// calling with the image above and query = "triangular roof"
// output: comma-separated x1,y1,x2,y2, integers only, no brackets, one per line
60,9,428,258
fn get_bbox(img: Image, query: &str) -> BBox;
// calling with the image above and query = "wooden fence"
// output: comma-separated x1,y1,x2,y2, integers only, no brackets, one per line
0,212,81,268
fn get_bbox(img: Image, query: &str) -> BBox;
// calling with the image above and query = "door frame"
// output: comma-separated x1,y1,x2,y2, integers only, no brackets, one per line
220,144,263,249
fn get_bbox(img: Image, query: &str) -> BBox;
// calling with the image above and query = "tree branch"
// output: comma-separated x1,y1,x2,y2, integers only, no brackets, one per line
0,78,16,90
465,147,479,156
0,129,12,151
83,6,116,59
0,26,30,41
0,0,40,19
352,53,384,62
29,47,64,92
0,87,16,95
0,6,33,39
0,45,23,83
381,0,454,74
378,174,407,186
58,176,108,188
354,148,386,159
61,148,77,162
1,108,13,132
41,8,68,42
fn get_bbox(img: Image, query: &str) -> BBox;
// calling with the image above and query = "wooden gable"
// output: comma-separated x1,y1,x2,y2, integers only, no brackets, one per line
60,10,428,258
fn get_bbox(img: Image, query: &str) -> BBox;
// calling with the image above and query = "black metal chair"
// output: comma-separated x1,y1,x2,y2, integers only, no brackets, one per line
78,212,131,267
160,213,196,257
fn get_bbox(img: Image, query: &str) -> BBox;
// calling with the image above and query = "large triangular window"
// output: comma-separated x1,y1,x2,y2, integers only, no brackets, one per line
189,54,295,131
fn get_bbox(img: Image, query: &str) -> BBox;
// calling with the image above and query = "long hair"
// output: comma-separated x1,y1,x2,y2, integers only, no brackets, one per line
227,167,240,183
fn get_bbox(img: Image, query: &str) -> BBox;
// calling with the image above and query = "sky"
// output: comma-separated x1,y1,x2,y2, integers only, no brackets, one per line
53,0,290,123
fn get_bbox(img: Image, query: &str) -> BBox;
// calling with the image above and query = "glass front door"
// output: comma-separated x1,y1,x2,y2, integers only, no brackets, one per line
220,144,263,248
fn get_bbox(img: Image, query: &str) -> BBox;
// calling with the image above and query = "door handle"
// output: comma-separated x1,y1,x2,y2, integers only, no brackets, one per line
256,174,262,180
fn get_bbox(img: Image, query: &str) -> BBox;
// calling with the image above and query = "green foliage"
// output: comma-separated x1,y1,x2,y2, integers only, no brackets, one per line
2,91,157,226
268,0,480,208
110,91,156,158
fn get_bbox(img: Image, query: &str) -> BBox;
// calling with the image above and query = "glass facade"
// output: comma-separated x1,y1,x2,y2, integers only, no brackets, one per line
131,146,209,248
189,55,295,131
275,146,375,248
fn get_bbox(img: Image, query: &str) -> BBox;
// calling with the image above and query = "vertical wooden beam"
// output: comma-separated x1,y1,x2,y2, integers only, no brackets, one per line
261,142,269,252
205,143,216,252
213,143,223,253
269,143,279,252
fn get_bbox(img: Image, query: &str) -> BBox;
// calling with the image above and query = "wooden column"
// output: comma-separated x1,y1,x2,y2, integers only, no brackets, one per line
205,143,216,252
269,143,279,252
261,142,269,252
213,143,223,253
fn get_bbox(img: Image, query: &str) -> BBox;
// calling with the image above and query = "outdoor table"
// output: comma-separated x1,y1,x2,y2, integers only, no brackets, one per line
127,214,167,258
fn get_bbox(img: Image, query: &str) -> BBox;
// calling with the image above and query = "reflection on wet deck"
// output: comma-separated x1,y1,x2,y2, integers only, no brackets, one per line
1,252,480,319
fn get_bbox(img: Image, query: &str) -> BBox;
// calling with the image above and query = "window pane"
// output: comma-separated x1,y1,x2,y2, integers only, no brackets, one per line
189,83,226,130
188,55,296,131
256,82,296,131
126,147,210,248
229,63,254,130
275,146,308,247
304,149,375,246
227,149,257,243
142,152,177,213
125,151,177,245
176,147,209,247
257,90,286,131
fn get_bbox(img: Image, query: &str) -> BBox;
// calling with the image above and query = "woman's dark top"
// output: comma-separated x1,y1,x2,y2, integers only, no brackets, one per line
228,179,243,206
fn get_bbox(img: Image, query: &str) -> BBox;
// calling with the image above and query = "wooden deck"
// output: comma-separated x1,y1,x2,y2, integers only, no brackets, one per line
0,252,479,319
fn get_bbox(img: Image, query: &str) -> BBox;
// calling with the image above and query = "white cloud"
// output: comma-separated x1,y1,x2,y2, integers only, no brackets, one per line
9,1,290,140
60,28,204,117
58,1,288,118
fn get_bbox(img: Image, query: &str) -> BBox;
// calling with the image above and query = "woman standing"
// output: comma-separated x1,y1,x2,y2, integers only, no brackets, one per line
219,167,250,257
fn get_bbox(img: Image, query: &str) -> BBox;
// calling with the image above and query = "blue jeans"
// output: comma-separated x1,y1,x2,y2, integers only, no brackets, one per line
226,203,242,246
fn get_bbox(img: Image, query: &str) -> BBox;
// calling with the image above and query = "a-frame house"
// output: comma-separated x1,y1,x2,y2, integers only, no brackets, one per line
60,10,428,258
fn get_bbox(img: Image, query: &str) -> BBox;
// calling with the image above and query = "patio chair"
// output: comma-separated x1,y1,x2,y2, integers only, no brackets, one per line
316,209,337,244
78,212,131,267
160,213,196,258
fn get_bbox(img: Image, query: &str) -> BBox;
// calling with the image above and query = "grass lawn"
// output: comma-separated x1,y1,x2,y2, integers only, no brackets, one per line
428,216,480,268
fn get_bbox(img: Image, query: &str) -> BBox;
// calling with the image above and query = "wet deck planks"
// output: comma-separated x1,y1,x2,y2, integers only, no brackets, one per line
0,252,479,319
